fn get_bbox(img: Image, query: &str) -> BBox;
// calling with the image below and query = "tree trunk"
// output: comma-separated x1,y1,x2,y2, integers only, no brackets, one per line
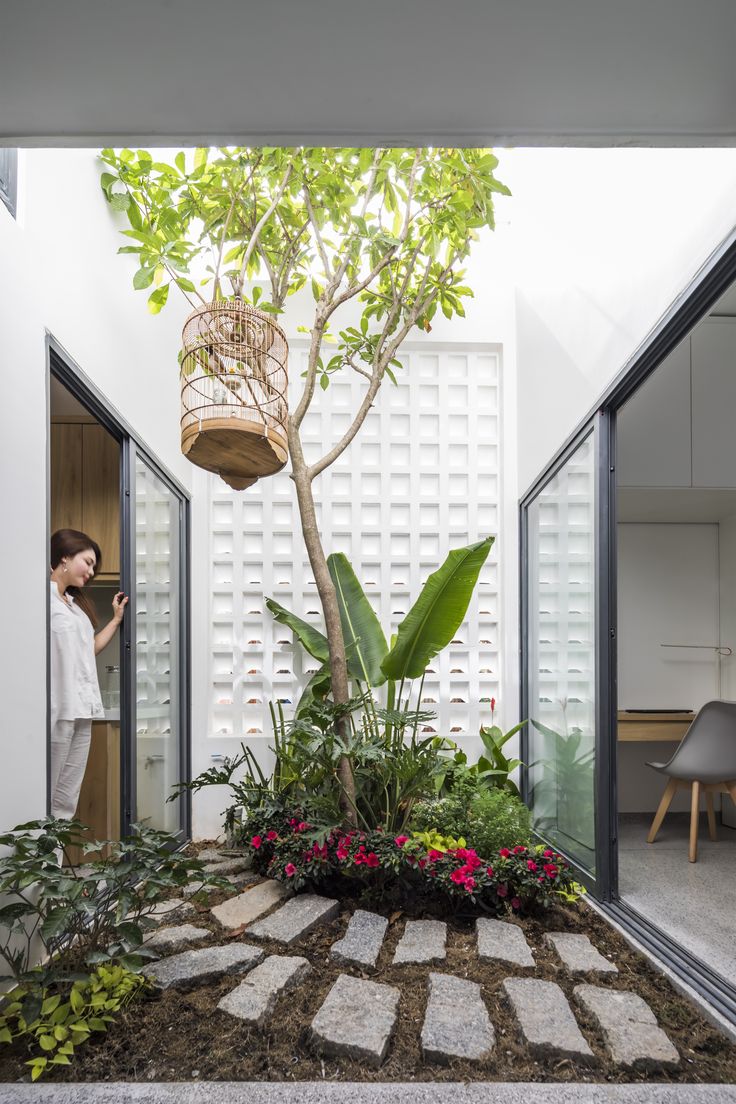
288,419,357,825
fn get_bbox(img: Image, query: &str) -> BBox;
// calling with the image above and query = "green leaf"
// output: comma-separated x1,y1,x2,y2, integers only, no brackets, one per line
194,147,208,169
133,266,155,290
147,284,170,314
327,553,388,688
109,192,130,212
265,598,329,662
381,537,494,680
38,1034,56,1052
295,664,331,718
175,152,186,174
0,1027,12,1044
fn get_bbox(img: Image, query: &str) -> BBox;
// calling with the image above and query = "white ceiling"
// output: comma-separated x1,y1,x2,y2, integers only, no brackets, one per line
2,1,736,146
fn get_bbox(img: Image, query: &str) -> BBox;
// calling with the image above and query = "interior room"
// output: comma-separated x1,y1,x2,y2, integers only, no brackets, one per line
616,282,736,987
49,375,122,857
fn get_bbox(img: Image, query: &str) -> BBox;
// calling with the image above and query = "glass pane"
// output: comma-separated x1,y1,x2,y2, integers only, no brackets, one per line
527,432,597,873
135,457,181,833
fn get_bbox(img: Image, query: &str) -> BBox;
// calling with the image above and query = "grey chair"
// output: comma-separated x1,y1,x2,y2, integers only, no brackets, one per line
646,699,736,862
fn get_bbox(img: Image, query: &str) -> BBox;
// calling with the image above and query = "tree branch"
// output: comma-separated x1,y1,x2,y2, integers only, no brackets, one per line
234,159,294,296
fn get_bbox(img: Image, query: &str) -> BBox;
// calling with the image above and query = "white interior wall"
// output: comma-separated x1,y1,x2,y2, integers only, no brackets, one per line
616,523,720,813
508,148,736,493
0,149,192,834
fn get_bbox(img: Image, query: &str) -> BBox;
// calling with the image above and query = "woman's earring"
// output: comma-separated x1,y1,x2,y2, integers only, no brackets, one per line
62,561,68,573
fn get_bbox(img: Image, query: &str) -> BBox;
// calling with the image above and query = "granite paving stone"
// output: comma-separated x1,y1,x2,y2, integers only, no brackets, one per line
143,923,210,955
393,919,447,965
218,954,311,1027
421,972,495,1063
311,973,400,1067
211,879,291,930
476,918,535,968
146,943,263,990
503,978,595,1062
574,984,680,1069
196,848,227,863
202,857,252,876
148,899,196,924
247,893,339,945
330,909,389,969
544,932,618,975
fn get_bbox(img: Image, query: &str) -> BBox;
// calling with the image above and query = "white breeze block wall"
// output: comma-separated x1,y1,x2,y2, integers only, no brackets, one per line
199,342,503,810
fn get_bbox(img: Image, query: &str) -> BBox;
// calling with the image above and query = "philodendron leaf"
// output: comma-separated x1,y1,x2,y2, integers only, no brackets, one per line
381,537,494,681
265,598,329,663
327,553,388,688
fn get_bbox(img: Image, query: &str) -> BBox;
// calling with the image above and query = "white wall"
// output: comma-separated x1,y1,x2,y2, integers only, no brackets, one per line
508,148,736,493
0,149,193,833
616,523,720,812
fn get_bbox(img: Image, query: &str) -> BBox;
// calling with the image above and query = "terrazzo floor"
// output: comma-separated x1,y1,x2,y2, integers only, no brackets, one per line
618,812,736,988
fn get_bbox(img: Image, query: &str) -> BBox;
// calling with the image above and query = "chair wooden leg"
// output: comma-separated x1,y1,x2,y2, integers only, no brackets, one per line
689,781,701,863
647,778,678,843
705,790,718,841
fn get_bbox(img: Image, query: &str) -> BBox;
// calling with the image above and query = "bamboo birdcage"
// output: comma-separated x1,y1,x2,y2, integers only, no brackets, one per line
180,300,289,490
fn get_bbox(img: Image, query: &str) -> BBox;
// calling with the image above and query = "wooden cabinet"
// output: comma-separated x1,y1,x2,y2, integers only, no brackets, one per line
50,421,120,579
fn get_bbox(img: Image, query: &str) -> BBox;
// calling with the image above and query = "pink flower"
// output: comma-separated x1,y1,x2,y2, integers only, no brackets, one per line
499,848,511,859
486,865,494,877
394,835,410,848
297,821,308,832
527,860,538,872
543,849,554,858
266,830,278,842
543,863,558,878
251,835,262,850
354,853,366,865
428,849,444,862
366,852,380,868
464,877,476,892
289,818,298,828
336,848,349,861
418,859,427,870
513,845,527,855
450,868,467,885
285,863,297,877
511,896,521,909
497,884,508,898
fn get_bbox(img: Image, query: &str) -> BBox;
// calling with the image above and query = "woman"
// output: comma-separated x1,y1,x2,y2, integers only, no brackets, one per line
49,529,128,820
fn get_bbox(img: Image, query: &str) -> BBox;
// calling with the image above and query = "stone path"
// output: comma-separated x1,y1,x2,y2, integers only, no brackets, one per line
142,879,681,1074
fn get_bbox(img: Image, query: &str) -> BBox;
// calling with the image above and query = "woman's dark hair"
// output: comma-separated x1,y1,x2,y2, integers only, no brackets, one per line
50,529,102,628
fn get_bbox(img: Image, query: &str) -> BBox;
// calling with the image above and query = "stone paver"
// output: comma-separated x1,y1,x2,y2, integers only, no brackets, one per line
211,879,291,930
148,899,196,924
476,918,535,968
247,893,339,945
503,978,594,1062
143,923,210,954
574,984,680,1069
196,848,226,862
146,943,263,990
544,932,618,975
393,919,447,965
311,973,400,1067
421,972,495,1063
330,909,388,969
202,857,252,876
218,954,311,1027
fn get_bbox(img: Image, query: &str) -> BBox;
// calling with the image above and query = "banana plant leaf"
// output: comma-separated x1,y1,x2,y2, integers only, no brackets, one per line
265,597,329,663
381,537,494,681
327,553,388,688
295,664,331,718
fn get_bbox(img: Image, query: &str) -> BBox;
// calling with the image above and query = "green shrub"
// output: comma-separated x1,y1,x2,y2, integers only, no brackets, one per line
409,785,531,857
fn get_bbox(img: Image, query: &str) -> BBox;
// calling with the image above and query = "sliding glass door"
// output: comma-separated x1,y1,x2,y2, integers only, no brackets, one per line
521,416,615,894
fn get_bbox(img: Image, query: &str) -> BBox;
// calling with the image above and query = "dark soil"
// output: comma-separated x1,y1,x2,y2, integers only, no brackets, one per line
2,843,736,1085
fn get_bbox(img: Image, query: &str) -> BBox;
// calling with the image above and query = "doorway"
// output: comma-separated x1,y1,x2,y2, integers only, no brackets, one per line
48,343,191,844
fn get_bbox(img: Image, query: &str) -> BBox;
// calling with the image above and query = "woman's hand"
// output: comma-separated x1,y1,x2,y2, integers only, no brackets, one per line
112,592,129,623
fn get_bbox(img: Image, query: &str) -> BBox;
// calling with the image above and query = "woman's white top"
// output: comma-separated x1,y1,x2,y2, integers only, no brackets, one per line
50,580,104,725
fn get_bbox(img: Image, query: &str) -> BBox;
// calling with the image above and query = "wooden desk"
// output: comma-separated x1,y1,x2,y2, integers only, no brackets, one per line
617,711,694,742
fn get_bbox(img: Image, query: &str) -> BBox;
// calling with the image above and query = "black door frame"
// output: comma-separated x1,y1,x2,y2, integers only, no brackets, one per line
519,225,736,1024
46,333,192,842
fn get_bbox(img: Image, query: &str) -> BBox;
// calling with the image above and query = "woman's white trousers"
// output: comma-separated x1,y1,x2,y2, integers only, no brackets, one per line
50,718,92,819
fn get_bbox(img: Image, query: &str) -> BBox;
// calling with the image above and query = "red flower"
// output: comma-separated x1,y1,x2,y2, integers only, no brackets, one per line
450,869,467,885
289,818,298,828
428,849,444,862
491,697,496,711
251,835,262,849
486,865,494,877
511,896,521,909
285,863,297,877
499,848,511,858
497,884,508,897
336,848,349,861
354,854,365,865
543,849,554,858
543,863,558,878
513,845,527,854
297,821,308,832
366,852,380,868
527,860,538,872
418,859,427,870
266,830,278,842
464,877,476,892
394,835,410,848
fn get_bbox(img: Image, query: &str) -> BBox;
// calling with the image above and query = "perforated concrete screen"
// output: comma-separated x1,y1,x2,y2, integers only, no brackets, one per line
206,344,501,752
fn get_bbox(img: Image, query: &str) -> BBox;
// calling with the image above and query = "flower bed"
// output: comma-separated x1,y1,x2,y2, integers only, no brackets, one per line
248,817,582,916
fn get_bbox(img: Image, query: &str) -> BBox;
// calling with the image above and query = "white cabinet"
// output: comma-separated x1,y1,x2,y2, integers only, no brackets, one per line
616,339,691,487
691,319,736,488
